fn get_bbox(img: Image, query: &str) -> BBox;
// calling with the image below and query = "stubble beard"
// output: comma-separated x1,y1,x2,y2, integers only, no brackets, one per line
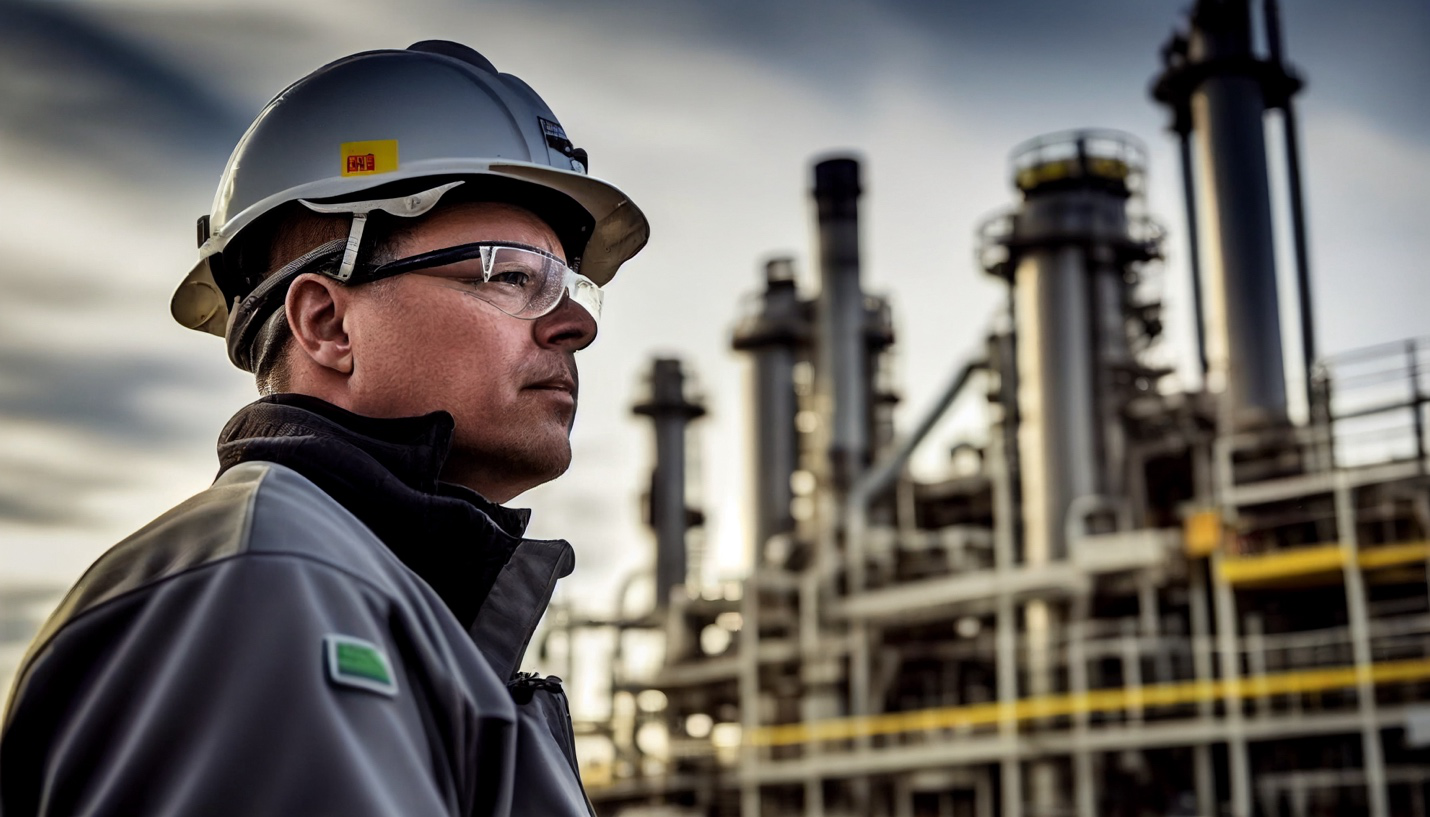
444,408,575,502
444,354,580,501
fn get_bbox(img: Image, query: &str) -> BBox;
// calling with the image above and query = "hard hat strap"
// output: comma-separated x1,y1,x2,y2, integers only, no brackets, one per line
226,239,346,372
336,213,368,282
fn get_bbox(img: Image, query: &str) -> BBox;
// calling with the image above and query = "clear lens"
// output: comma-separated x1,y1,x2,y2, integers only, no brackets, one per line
569,276,603,323
465,246,566,317
371,242,602,325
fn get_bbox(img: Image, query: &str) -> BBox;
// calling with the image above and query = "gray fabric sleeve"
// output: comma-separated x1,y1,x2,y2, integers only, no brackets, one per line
4,554,477,817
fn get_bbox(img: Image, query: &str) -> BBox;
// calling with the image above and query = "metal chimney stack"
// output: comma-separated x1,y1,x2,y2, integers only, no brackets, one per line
732,258,808,559
1154,0,1311,429
983,130,1158,566
813,157,870,490
633,358,706,610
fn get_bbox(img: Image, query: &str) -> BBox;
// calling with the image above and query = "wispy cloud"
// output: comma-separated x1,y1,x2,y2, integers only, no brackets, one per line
0,0,1425,621
0,0,248,176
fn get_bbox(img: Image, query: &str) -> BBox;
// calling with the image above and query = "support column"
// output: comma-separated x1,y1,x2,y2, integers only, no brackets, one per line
1187,557,1218,816
739,573,762,817
893,775,913,817
990,430,1024,817
1336,472,1389,817
1068,593,1095,817
1245,614,1269,718
976,766,995,817
1210,549,1251,817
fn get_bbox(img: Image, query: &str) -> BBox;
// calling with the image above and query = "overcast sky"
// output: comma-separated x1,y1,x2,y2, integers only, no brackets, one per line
2,0,1427,657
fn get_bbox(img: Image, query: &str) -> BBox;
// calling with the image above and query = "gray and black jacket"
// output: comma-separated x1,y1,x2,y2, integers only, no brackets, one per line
1,395,593,816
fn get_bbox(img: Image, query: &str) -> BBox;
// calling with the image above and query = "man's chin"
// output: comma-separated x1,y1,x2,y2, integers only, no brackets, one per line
443,439,572,500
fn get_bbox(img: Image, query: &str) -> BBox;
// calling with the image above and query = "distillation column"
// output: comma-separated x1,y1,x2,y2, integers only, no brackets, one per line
993,131,1154,571
732,258,807,560
633,358,707,610
982,130,1161,816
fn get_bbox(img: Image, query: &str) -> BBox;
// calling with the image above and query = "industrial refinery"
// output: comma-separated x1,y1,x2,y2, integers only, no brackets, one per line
553,1,1430,815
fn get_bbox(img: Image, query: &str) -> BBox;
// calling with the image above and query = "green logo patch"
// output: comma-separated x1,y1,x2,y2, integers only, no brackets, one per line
324,634,397,697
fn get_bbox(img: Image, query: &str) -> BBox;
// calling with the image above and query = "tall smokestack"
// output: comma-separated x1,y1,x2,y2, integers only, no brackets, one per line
1154,0,1302,429
813,157,869,490
633,358,706,609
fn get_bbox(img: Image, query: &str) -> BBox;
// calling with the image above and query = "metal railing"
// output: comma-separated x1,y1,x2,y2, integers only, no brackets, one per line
1315,336,1430,470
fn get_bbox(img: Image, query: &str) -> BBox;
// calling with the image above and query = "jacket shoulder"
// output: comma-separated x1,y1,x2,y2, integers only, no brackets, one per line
30,462,267,646
29,462,402,654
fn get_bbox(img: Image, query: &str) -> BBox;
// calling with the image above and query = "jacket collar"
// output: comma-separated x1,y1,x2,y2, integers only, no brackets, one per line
217,393,531,535
215,394,573,675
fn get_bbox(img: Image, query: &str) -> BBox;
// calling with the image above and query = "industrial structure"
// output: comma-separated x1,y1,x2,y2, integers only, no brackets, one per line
559,1,1430,814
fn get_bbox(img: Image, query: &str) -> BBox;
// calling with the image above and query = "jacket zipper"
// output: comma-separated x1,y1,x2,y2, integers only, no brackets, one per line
507,673,596,816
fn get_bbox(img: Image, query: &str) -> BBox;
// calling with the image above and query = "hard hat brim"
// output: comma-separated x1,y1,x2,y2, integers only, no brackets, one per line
172,160,649,338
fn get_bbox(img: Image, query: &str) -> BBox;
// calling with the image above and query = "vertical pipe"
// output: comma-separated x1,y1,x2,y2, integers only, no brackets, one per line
1264,0,1318,412
894,776,913,817
1210,549,1251,817
995,326,1024,561
1245,613,1269,717
1139,577,1173,683
739,573,762,817
976,767,994,817
1177,131,1211,379
1210,435,1252,817
1336,472,1390,817
1408,340,1426,468
1187,558,1219,816
1068,593,1095,817
1280,84,1316,414
1121,619,1145,724
805,777,824,817
989,428,1024,817
813,157,869,490
1024,596,1058,815
849,613,872,802
1290,779,1309,817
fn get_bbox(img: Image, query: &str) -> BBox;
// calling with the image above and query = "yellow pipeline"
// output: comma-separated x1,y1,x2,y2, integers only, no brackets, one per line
748,656,1430,747
1219,540,1430,586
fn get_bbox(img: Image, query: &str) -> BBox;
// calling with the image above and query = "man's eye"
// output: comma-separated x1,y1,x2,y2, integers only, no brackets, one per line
488,269,533,287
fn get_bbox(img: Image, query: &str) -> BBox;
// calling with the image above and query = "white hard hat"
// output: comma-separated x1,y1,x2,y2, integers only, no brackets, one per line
171,40,649,341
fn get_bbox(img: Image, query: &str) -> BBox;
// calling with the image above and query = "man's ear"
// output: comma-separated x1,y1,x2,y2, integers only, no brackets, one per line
286,273,354,375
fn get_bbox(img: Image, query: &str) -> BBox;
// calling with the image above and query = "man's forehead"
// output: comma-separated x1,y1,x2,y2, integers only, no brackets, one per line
404,201,563,259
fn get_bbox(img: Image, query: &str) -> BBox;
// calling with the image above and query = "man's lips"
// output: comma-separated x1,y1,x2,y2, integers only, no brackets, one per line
525,376,577,399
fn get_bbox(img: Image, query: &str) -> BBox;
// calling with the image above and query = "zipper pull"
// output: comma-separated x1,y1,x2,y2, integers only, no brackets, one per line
508,672,564,703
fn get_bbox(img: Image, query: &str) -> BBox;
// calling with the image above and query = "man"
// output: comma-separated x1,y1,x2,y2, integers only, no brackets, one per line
0,41,647,816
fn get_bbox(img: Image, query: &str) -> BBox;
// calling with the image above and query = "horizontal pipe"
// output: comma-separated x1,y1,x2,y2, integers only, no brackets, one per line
748,654,1430,747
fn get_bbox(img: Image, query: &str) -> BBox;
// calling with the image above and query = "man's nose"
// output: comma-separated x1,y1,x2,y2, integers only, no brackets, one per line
534,292,598,351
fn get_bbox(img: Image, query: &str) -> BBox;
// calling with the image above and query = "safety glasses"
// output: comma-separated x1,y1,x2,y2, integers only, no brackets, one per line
368,241,602,325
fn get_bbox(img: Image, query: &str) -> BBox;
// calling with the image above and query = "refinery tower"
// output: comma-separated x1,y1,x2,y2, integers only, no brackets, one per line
553,1,1430,815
